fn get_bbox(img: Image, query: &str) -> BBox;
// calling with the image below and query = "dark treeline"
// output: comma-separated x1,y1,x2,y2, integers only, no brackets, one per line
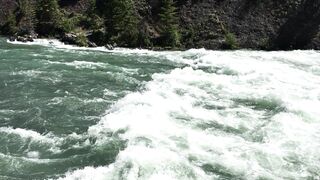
0,0,181,49
1,0,320,50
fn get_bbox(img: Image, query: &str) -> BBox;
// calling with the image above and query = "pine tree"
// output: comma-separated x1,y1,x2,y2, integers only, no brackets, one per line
159,0,180,47
83,0,103,30
36,0,61,36
1,12,18,35
104,0,139,47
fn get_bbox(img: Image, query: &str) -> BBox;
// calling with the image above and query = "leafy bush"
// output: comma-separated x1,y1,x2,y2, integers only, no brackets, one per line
59,13,82,33
75,32,88,47
224,32,238,50
79,14,104,30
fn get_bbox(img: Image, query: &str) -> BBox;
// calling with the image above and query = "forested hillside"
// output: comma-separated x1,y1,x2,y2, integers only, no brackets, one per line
0,0,319,50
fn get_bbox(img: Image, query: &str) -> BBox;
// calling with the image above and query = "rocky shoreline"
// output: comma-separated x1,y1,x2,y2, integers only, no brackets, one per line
7,35,189,51
7,33,118,50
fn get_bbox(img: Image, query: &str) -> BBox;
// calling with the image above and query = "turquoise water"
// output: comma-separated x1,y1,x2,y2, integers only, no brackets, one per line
0,38,320,179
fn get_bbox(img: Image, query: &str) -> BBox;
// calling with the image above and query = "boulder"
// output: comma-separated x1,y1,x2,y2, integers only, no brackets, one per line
13,33,38,42
26,35,34,42
8,36,15,41
61,33,78,45
17,36,28,42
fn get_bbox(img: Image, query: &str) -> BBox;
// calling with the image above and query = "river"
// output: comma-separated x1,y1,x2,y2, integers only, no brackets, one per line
0,38,319,180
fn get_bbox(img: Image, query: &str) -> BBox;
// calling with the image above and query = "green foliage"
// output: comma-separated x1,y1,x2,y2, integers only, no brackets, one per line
224,32,238,50
103,0,139,47
89,29,105,46
36,0,62,36
159,0,181,47
87,0,97,16
59,12,82,33
81,0,104,30
1,12,18,35
259,38,270,50
59,11,103,34
75,31,89,47
80,14,103,30
59,17,76,33
17,0,36,34
138,31,152,48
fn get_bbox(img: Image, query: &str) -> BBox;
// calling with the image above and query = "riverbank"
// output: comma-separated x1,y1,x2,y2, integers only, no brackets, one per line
5,37,189,52
1,0,320,51
5,37,320,54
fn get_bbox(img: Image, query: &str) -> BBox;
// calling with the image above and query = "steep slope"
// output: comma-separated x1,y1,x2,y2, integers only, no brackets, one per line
0,0,319,50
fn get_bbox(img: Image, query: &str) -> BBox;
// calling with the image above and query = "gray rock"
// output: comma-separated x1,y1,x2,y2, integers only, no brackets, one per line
105,44,114,50
61,33,77,45
9,36,16,41
17,36,28,42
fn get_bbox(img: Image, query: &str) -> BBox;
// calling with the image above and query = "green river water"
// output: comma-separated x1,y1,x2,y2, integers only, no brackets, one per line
0,38,319,180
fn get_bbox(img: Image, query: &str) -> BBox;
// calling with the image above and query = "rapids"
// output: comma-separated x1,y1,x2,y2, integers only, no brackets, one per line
0,38,319,179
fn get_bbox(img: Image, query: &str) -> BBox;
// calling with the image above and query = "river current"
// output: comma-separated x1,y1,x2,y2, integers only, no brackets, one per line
0,38,319,180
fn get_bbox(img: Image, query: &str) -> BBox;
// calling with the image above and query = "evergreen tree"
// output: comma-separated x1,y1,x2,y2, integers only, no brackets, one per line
82,0,103,30
1,12,18,35
36,0,61,36
104,0,139,47
87,0,97,16
159,0,180,47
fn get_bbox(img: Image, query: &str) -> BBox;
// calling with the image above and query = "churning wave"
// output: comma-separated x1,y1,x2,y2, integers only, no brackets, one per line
51,48,320,179
7,39,320,179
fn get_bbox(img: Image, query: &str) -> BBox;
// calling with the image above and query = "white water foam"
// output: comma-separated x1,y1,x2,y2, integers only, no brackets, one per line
0,127,89,156
44,60,107,69
7,38,64,46
7,38,194,64
10,70,43,77
0,127,62,146
57,50,320,179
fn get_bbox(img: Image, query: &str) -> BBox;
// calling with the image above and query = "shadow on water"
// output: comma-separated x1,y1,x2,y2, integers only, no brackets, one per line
232,97,287,143
197,121,245,135
197,66,239,76
201,163,245,180
177,96,288,143
233,97,287,117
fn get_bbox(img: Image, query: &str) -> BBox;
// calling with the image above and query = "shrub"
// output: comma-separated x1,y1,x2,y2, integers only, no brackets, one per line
224,32,238,50
59,13,82,33
75,32,88,47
